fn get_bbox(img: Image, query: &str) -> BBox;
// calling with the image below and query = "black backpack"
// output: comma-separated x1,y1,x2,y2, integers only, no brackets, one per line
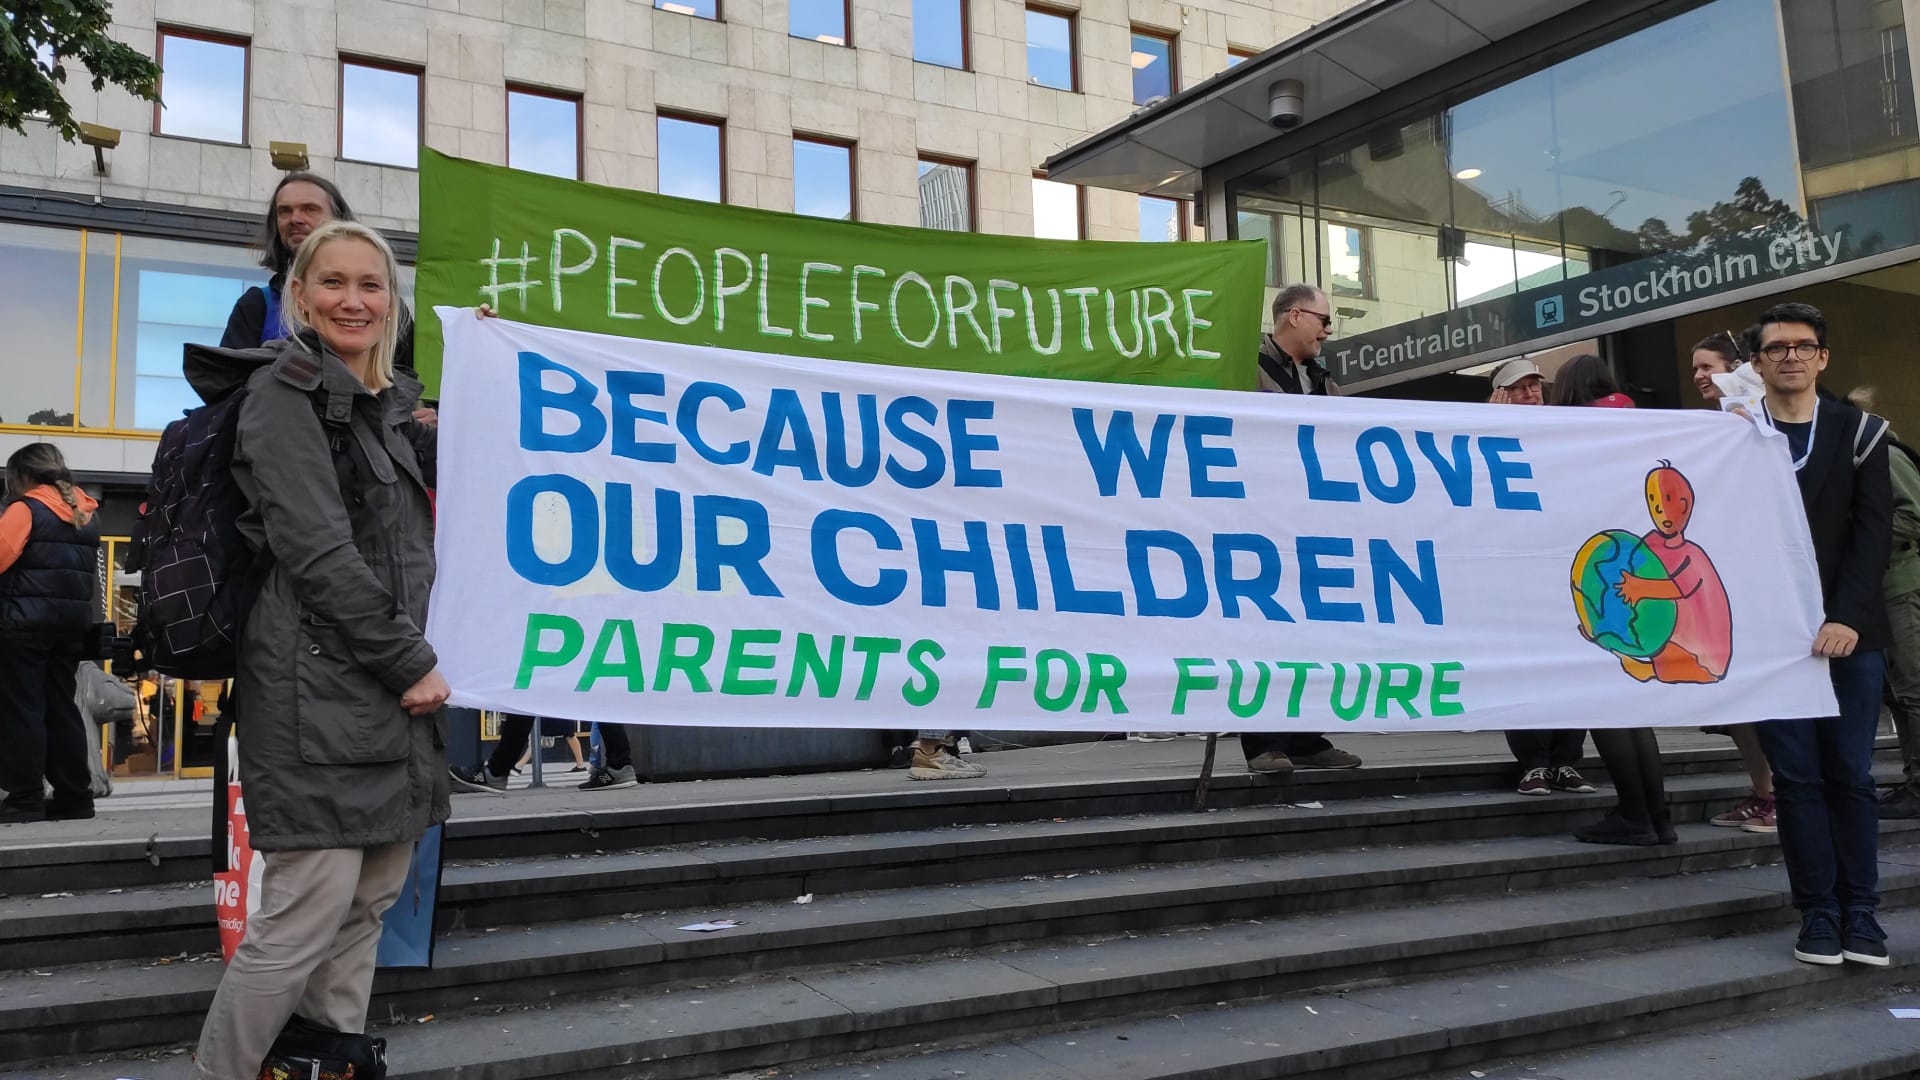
127,379,358,680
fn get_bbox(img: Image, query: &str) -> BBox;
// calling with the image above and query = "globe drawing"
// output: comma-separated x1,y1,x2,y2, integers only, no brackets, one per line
1571,530,1678,660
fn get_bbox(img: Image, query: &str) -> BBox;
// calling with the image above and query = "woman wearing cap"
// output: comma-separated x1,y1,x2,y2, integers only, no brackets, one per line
1487,358,1545,405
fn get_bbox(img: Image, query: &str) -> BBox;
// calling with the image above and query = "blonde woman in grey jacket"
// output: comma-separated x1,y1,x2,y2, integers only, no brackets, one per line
190,220,450,1080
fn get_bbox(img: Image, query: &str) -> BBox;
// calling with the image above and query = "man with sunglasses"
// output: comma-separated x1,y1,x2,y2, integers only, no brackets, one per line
1257,284,1338,395
1240,284,1362,776
1745,302,1893,967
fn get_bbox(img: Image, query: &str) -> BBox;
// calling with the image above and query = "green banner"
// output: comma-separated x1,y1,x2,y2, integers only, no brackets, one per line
414,149,1263,394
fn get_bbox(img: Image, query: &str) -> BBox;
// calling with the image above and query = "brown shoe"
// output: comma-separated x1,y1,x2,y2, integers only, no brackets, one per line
1247,751,1294,776
1293,747,1362,769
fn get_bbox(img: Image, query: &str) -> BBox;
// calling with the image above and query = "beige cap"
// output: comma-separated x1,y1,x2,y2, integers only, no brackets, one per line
1491,358,1543,389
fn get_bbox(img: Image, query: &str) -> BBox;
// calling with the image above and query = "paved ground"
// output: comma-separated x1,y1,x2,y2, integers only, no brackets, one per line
0,727,1741,854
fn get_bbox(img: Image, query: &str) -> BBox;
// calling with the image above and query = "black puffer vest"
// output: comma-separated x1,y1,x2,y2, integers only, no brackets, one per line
0,498,100,637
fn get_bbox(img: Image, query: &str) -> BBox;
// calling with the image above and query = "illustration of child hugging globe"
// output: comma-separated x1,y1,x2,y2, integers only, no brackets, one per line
1572,462,1732,684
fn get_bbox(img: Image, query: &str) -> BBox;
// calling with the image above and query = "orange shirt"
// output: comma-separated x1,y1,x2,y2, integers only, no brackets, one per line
0,485,100,575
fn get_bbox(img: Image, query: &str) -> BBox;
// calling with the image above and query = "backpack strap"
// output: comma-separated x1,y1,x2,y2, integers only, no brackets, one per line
1854,411,1891,469
257,286,284,346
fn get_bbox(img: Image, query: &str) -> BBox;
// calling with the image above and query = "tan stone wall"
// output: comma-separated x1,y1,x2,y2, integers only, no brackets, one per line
0,0,1360,240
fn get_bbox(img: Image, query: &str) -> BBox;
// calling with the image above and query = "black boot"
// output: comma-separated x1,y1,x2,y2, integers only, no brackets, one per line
1574,811,1659,846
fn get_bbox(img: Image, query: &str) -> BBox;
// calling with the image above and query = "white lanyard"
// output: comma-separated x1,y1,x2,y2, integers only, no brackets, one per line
1762,401,1818,472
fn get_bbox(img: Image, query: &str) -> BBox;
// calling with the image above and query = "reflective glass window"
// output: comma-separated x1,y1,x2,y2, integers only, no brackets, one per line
795,138,853,219
792,0,847,44
1139,195,1181,241
118,235,266,431
1326,223,1371,298
0,224,82,428
914,0,966,68
1224,0,1866,387
918,158,972,231
1781,0,1919,168
1026,7,1075,91
156,30,247,143
1131,30,1174,105
659,115,724,202
656,0,719,19
1032,176,1083,239
341,61,420,168
507,88,580,180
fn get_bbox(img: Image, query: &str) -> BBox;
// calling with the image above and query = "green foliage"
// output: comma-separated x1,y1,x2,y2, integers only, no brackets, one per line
1,0,160,142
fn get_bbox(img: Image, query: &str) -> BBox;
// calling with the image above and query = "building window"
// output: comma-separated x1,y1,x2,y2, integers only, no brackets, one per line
339,59,421,168
154,29,248,143
132,267,261,429
1130,29,1175,105
794,137,854,219
656,0,719,19
1025,6,1076,91
1032,175,1084,239
507,87,581,180
917,156,973,231
791,0,848,44
1227,47,1255,68
1139,195,1184,241
1325,222,1372,298
659,113,725,202
913,0,967,69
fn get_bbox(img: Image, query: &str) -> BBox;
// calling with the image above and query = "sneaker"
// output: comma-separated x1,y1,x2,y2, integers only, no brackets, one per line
908,747,987,780
1738,799,1778,835
1551,766,1597,794
1292,747,1362,769
1843,910,1890,966
887,744,913,769
1712,794,1774,829
1572,811,1659,846
1246,751,1294,777
0,805,45,824
570,764,588,773
448,764,507,795
1129,732,1178,742
1880,786,1920,820
1517,767,1552,796
1794,910,1844,965
580,765,638,791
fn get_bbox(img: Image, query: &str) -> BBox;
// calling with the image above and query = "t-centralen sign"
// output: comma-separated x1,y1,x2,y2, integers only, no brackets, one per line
1330,222,1853,391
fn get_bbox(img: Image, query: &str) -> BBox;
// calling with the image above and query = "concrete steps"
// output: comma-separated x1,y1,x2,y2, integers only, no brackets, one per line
0,768,1803,971
1426,992,1920,1080
0,739,1793,895
3,745,1910,1080
19,858,1920,1080
774,916,1920,1080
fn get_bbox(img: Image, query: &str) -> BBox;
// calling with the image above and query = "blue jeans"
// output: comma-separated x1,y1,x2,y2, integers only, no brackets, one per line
1755,649,1886,919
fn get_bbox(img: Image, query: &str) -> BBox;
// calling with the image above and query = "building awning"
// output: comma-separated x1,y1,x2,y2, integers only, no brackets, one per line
1041,0,1595,197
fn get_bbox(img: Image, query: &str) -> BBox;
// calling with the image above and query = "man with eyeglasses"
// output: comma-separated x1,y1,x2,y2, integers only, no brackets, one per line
1257,284,1338,395
1743,302,1893,968
1239,284,1362,776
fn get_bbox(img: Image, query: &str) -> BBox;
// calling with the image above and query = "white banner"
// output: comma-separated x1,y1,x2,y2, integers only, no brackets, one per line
429,311,1838,732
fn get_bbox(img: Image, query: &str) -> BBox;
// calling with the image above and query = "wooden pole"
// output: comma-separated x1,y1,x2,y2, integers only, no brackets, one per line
1194,733,1219,811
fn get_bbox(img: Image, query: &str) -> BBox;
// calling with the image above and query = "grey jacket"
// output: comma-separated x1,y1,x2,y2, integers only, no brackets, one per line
185,333,450,851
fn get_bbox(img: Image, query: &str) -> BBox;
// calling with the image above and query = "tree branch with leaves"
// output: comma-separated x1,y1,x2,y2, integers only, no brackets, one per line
1,0,160,142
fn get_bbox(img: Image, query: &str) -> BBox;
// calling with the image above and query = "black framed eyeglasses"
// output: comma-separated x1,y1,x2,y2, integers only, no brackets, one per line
1758,342,1823,363
1289,308,1333,329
